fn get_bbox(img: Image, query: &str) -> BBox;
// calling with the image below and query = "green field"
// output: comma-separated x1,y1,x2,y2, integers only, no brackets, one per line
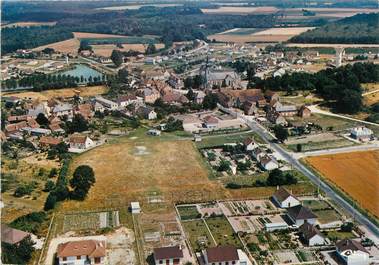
205,216,243,248
177,205,201,220
314,209,341,224
182,220,216,252
301,200,330,210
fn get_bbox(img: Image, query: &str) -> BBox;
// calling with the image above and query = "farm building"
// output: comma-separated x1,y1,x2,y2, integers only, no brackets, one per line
350,127,373,141
153,246,184,265
298,222,325,246
336,239,369,265
69,134,94,150
287,205,317,227
57,240,106,265
272,187,300,208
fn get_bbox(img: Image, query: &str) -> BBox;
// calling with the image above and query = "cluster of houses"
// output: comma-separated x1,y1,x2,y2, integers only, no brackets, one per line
244,137,279,171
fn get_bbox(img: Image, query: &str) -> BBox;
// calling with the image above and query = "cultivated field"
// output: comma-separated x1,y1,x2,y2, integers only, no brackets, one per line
98,4,181,10
3,85,108,101
286,43,379,48
306,150,379,218
33,32,162,56
61,131,228,212
363,83,379,106
208,27,314,43
201,6,278,15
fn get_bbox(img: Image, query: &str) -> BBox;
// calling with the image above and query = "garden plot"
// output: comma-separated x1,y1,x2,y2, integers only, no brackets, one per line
295,250,318,263
63,210,120,232
301,199,331,211
275,250,301,264
314,209,343,227
220,200,279,216
205,216,243,248
228,216,257,233
182,220,216,252
177,205,201,220
198,202,223,217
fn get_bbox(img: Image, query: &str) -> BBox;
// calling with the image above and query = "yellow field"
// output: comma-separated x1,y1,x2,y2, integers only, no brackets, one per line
3,85,108,101
362,83,379,106
201,6,278,14
61,133,229,212
306,151,379,218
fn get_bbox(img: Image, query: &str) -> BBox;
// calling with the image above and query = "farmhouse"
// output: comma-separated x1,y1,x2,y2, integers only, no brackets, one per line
57,240,106,265
350,127,373,141
153,246,184,265
298,222,325,246
69,134,94,150
336,239,369,265
287,205,317,227
272,187,300,208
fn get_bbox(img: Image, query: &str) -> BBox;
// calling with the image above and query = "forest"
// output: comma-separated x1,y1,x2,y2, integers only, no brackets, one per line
290,13,379,44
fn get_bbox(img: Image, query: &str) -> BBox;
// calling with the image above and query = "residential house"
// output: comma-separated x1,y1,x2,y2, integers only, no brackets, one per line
350,127,373,141
49,123,65,134
299,222,325,246
162,92,189,105
69,134,94,150
264,91,279,104
167,73,182,89
117,95,139,108
136,106,157,120
95,97,118,111
194,90,206,104
287,205,317,226
57,240,106,265
142,87,160,104
7,115,30,123
274,103,297,117
153,246,184,265
51,103,74,118
259,155,279,171
336,239,369,265
272,187,300,208
203,115,219,129
5,121,28,134
252,147,265,162
75,104,94,120
243,101,258,115
203,246,239,265
27,102,50,117
298,105,311,118
1,224,30,246
266,109,287,125
243,137,257,151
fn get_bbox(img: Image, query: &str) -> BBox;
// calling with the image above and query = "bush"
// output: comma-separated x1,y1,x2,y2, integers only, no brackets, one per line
13,183,35,197
44,180,55,192
44,193,57,211
10,212,47,233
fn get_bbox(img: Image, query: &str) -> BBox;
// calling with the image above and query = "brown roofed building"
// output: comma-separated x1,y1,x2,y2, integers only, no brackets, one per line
298,105,311,118
1,224,30,245
57,240,106,265
272,187,300,208
5,121,28,133
39,136,63,148
336,239,369,265
153,246,184,265
298,222,325,246
287,205,317,226
69,133,94,150
203,246,239,265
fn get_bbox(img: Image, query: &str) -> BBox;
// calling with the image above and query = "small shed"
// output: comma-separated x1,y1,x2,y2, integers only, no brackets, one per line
131,202,141,214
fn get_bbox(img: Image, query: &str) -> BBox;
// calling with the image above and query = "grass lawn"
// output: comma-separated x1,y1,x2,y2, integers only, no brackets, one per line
290,114,357,131
196,132,264,149
61,128,228,212
182,220,216,252
324,230,355,240
205,216,243,248
287,139,355,152
177,205,201,220
301,200,330,210
314,209,341,224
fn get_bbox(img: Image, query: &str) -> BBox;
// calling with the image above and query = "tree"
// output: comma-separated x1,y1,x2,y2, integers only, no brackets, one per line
110,50,124,67
217,160,231,172
118,68,129,82
273,125,288,143
44,193,57,211
266,169,297,186
36,113,49,126
44,180,55,192
202,94,218,109
145,43,157,55
70,165,95,200
296,144,302,152
67,114,88,133
186,89,195,101
1,235,35,264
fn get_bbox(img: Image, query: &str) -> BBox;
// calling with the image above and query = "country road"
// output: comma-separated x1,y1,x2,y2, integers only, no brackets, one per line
222,107,379,242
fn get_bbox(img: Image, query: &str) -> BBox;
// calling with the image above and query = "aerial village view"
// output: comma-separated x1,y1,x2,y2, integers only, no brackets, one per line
0,0,379,264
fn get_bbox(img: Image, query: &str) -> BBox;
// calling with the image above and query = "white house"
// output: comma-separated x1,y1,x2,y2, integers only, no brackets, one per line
252,147,265,162
131,202,141,214
287,205,317,227
336,239,369,265
154,246,184,265
259,155,279,171
243,137,257,151
299,222,325,246
95,96,118,110
117,95,140,108
137,106,157,120
272,187,300,208
69,134,95,150
57,240,106,265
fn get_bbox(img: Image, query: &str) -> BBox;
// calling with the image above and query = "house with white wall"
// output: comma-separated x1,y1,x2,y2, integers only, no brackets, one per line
272,187,300,208
299,222,325,246
287,205,317,227
57,240,106,265
336,239,369,265
154,246,183,265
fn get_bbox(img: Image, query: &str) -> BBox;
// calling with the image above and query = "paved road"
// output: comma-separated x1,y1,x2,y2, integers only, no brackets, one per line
226,110,379,242
308,105,379,127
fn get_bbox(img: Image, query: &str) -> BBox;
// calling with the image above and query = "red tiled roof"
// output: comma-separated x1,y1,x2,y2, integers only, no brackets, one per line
206,246,239,263
57,240,106,258
154,246,183,260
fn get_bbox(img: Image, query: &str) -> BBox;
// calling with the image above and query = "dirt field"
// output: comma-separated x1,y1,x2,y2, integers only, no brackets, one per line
32,38,80,54
3,85,108,100
92,43,164,57
2,21,56,28
208,27,314,43
306,150,379,218
363,83,379,106
61,131,228,212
